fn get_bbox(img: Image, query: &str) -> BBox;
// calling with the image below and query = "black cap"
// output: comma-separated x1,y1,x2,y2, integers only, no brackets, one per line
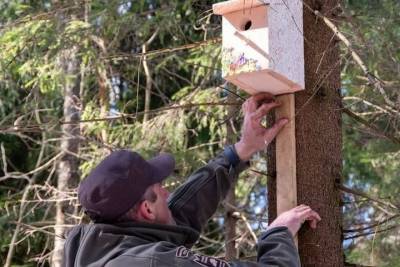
78,150,175,222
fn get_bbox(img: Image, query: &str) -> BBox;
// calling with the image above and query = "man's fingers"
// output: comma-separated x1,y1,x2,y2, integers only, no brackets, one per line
307,214,321,229
299,208,321,219
298,209,321,230
243,93,278,115
264,118,288,141
311,210,321,221
295,205,309,211
251,102,281,121
306,219,317,229
242,98,256,114
244,93,276,113
252,92,275,103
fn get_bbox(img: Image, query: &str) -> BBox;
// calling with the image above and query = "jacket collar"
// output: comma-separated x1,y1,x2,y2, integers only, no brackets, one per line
95,221,199,247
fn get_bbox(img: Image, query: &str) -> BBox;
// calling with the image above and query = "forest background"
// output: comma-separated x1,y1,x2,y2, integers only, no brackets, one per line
0,0,399,266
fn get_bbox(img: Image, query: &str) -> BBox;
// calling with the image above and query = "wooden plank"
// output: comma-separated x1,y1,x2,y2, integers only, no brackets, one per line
270,0,303,247
269,0,303,219
276,93,297,215
213,0,267,16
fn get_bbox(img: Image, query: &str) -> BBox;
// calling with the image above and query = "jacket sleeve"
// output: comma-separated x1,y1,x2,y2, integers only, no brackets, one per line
229,227,301,267
167,146,248,234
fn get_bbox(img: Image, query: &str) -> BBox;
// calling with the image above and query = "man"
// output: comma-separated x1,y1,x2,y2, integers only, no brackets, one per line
64,93,321,267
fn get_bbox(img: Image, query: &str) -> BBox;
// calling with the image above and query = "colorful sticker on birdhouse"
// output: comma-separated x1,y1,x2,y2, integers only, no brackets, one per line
222,47,261,76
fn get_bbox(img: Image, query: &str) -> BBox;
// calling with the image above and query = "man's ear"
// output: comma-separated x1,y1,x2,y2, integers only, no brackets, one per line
137,200,156,222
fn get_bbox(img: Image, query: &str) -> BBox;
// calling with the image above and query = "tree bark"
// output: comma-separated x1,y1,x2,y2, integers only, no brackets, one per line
267,0,343,265
224,86,238,260
296,0,343,266
142,43,152,123
97,63,109,143
52,45,81,267
90,34,111,145
142,29,158,123
52,1,82,266
266,115,277,224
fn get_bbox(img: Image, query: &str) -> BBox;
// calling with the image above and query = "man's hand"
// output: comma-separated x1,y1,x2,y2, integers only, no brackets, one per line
268,205,321,237
234,93,288,161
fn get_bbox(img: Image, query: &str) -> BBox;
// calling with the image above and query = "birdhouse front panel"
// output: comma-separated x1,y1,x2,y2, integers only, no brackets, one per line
213,0,305,96
221,5,269,78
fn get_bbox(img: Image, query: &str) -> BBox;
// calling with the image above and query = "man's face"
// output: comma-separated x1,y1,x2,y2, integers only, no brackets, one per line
150,183,176,225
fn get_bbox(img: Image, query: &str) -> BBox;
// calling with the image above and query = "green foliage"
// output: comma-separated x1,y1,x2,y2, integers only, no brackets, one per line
0,0,399,265
342,0,400,265
0,19,59,93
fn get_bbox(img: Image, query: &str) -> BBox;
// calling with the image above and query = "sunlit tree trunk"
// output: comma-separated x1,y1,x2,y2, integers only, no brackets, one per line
97,63,110,143
142,29,158,123
52,1,83,266
90,34,111,145
52,46,81,267
224,86,239,260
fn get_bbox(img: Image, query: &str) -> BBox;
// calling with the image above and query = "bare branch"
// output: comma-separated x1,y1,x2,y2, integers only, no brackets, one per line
343,214,400,233
142,29,159,123
312,9,397,110
0,101,242,134
344,224,399,240
102,38,221,61
337,184,398,210
343,108,400,145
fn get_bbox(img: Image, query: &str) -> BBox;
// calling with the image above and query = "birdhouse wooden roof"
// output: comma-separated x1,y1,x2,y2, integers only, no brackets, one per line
213,0,267,15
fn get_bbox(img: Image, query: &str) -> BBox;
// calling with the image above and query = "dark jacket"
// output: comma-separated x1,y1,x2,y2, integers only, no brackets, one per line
64,149,300,266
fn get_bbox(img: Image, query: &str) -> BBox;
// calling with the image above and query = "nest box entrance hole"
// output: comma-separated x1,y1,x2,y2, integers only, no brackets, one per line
224,5,268,32
243,20,252,31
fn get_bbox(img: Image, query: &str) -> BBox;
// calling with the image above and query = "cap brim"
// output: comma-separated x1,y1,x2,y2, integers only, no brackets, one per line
148,153,175,182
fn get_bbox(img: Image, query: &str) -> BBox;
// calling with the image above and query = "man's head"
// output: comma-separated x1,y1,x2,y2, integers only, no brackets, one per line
119,182,176,225
78,150,175,224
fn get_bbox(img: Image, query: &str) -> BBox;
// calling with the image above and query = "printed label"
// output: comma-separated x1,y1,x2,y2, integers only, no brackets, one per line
176,246,230,267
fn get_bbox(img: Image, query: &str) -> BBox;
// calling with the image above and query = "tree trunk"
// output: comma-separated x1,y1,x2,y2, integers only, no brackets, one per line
52,1,82,265
90,34,111,145
224,86,238,260
297,0,343,265
266,114,277,224
142,29,158,123
97,63,109,143
267,0,343,265
142,43,152,123
52,45,81,267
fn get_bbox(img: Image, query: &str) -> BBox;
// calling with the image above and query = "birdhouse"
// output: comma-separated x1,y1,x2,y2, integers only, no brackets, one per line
213,0,305,95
